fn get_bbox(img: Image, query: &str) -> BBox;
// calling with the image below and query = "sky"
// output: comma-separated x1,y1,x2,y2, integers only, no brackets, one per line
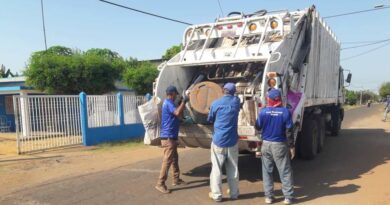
1,0,390,92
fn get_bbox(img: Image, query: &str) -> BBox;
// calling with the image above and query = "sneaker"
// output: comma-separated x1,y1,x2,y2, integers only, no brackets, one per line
172,179,187,186
284,198,293,204
208,192,222,202
155,184,170,194
265,197,274,204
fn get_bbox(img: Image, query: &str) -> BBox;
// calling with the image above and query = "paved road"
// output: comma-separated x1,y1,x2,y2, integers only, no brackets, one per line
2,104,390,205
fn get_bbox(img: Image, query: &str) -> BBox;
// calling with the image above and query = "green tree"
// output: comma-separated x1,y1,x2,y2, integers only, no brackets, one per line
25,46,121,94
379,82,390,98
123,60,158,95
162,45,181,60
345,89,358,105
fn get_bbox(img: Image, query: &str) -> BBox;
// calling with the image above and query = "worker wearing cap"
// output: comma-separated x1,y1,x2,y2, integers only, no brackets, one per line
207,82,241,202
155,85,188,194
255,89,294,204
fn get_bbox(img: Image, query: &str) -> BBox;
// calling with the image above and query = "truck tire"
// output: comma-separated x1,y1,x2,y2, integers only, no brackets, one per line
317,115,326,153
330,108,342,136
299,115,318,160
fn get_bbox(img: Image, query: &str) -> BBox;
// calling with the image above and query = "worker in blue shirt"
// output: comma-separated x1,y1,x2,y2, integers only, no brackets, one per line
383,97,390,121
155,85,188,194
207,82,240,202
255,89,294,204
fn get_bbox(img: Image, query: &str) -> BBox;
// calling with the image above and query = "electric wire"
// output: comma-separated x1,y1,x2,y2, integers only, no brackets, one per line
323,6,390,19
341,38,390,50
341,41,390,61
98,0,192,25
216,0,224,16
341,40,387,44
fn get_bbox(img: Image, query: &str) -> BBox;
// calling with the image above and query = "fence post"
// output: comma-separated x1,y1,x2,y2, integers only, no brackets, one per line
79,92,89,146
117,93,125,126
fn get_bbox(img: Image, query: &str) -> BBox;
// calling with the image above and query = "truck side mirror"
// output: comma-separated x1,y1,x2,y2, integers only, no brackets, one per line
346,73,352,83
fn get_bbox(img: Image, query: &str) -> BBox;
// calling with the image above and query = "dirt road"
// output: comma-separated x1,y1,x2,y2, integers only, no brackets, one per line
1,104,389,205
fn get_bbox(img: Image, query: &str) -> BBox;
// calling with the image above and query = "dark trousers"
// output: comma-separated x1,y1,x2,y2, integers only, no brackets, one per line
157,139,180,185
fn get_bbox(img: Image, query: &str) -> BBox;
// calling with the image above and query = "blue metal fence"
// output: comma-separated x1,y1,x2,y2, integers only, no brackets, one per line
79,92,146,146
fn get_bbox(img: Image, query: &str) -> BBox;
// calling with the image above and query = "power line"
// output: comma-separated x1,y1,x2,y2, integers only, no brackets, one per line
324,6,390,19
341,38,390,50
98,0,192,25
40,0,48,50
216,0,224,16
341,40,386,44
341,41,390,61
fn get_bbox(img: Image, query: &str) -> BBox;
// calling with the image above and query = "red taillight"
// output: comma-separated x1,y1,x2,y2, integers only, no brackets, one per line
227,24,233,29
237,22,243,27
217,25,223,30
239,136,248,140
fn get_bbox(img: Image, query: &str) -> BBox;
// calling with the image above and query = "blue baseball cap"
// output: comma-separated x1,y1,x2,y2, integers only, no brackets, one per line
223,83,236,95
267,89,281,100
166,85,178,94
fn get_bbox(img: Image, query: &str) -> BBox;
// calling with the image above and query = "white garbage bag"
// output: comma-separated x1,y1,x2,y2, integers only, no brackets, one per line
138,96,162,145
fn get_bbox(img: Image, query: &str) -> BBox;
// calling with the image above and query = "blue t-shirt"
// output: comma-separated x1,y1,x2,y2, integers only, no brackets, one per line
207,95,240,147
160,99,179,139
255,107,293,142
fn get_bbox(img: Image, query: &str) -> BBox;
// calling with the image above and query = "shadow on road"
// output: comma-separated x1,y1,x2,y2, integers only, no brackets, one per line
183,128,390,203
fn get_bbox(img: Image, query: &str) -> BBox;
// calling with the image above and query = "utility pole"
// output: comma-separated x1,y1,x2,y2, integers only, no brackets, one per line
360,90,363,105
40,0,48,50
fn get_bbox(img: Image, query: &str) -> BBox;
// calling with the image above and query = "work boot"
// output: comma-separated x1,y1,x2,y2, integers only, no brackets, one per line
155,184,170,194
172,178,187,186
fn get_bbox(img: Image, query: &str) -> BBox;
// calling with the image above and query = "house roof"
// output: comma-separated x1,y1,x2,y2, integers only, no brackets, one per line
0,76,26,83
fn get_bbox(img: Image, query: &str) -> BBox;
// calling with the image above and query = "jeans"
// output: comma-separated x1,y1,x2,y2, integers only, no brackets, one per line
157,139,180,185
210,142,239,200
261,140,294,199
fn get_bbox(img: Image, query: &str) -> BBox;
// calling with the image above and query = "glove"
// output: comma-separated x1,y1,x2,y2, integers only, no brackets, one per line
182,90,190,103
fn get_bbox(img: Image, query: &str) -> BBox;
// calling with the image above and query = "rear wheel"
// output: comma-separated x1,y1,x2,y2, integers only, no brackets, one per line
317,115,326,153
299,115,319,160
330,108,342,136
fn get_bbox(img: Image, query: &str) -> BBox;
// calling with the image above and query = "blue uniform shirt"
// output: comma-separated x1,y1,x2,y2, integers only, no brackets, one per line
255,107,293,142
160,99,179,139
386,99,390,108
207,95,240,147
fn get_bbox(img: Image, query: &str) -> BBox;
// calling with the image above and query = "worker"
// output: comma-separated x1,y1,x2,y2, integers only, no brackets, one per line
207,83,240,202
255,89,294,204
383,97,390,121
155,85,188,194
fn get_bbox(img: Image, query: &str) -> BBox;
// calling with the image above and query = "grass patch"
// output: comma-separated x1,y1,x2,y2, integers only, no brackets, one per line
93,138,145,152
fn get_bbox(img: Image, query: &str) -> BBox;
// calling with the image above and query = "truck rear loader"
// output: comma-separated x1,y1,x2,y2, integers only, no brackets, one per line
154,6,352,159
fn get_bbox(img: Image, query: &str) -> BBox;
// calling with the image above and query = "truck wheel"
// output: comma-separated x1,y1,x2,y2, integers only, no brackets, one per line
299,115,319,160
330,108,341,136
317,115,326,153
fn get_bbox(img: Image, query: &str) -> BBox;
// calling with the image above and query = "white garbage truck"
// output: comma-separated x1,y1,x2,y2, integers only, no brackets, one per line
153,6,352,159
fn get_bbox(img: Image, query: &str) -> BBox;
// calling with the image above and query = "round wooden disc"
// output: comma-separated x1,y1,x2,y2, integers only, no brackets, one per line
189,81,224,114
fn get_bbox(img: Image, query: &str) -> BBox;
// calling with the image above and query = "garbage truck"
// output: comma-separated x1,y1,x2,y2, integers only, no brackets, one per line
153,6,352,159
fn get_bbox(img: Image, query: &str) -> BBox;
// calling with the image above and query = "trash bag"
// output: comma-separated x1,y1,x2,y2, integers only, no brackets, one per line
138,96,162,145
